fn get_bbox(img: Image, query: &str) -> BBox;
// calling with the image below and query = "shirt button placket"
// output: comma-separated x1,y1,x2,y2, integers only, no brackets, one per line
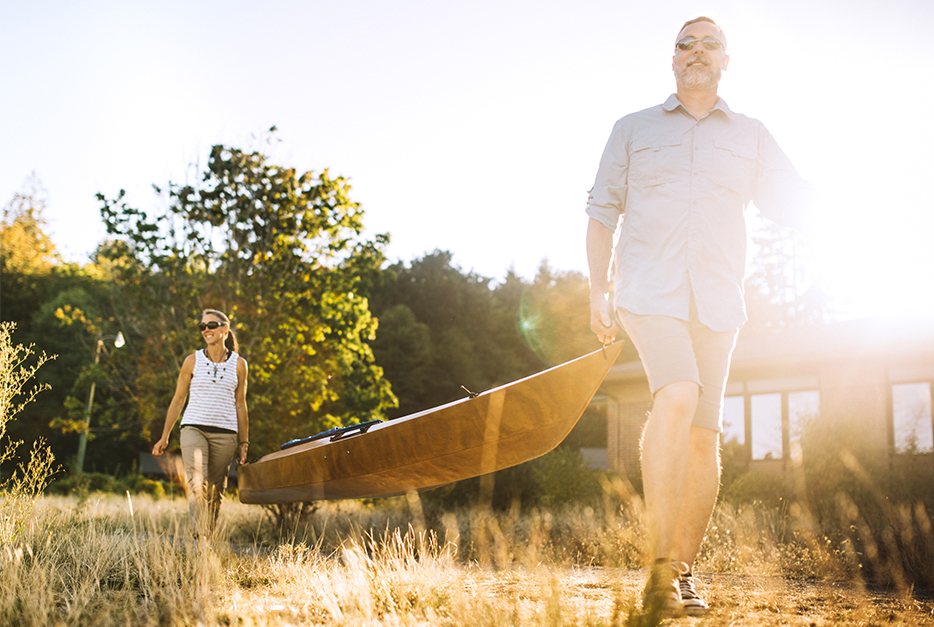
686,124,700,309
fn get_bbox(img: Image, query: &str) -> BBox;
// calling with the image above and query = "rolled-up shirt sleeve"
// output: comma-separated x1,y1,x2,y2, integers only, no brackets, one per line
752,124,816,233
586,120,629,231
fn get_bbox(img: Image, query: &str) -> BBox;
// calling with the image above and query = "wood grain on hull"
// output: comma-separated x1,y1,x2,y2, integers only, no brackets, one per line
238,343,623,504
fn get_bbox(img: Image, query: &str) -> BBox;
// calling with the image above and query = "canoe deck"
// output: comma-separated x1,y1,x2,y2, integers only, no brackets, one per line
238,343,623,504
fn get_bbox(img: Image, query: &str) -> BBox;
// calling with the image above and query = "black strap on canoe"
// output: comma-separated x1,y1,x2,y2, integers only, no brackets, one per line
279,419,382,450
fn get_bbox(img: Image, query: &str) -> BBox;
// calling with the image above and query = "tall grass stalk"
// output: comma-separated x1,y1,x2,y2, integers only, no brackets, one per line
1,493,933,625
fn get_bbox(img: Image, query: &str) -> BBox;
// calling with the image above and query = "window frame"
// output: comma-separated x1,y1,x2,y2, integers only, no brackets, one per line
887,374,934,456
724,376,821,463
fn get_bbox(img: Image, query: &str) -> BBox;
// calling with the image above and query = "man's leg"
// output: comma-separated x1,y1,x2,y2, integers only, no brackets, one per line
619,308,716,615
673,315,736,568
641,381,700,562
640,380,699,615
670,318,736,616
673,425,721,569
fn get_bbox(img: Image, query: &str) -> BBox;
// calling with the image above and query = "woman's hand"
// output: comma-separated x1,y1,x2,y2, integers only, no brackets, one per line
152,436,169,456
237,441,249,464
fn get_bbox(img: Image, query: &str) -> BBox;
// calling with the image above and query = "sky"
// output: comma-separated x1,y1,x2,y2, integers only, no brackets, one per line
2,0,932,320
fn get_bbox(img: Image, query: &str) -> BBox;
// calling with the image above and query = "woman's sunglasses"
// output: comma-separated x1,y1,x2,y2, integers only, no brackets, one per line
198,321,227,332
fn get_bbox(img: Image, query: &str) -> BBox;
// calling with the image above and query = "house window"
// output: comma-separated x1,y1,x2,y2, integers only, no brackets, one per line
788,390,820,443
722,396,745,445
725,378,820,461
891,382,933,454
751,393,782,460
572,398,610,470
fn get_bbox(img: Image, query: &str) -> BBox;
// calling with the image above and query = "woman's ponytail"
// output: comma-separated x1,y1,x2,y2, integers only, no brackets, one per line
225,329,239,354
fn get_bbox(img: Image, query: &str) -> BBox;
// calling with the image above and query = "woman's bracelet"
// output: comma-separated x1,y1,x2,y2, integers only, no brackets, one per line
239,441,249,445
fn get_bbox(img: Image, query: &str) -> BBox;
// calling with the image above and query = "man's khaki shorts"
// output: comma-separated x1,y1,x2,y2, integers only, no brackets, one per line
617,306,739,432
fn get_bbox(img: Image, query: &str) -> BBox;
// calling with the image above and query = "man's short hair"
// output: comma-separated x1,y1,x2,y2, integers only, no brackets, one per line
678,16,727,50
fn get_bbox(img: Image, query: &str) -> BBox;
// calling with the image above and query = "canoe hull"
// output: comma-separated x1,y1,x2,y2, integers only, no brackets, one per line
238,343,623,504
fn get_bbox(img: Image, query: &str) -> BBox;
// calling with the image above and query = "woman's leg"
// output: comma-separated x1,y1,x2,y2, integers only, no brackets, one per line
204,431,238,530
180,426,211,534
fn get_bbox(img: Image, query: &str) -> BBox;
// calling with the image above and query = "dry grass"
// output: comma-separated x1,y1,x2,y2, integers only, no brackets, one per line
0,493,932,626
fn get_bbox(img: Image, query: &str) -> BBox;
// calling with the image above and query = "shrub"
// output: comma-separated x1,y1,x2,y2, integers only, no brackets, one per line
123,476,166,499
0,322,59,542
45,472,170,499
533,446,603,507
421,446,608,513
720,470,793,507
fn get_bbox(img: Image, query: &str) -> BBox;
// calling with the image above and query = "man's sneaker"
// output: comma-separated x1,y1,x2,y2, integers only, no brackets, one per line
642,560,687,617
679,571,709,616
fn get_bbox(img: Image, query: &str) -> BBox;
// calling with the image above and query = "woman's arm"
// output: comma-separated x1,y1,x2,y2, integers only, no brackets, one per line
235,357,250,464
151,354,195,455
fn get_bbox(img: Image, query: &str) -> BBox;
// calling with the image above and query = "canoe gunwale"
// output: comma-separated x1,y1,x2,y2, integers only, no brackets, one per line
238,342,624,503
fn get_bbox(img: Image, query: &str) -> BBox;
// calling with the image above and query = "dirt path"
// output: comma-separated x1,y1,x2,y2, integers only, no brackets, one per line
476,568,934,626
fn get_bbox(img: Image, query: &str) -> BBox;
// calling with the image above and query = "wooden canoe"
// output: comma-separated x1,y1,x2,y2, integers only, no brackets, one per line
237,342,624,504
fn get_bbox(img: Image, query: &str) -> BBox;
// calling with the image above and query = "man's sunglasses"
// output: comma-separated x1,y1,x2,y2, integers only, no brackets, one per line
198,321,227,331
676,37,724,51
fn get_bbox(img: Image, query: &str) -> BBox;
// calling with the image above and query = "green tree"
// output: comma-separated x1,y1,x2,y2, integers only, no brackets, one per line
515,261,612,367
369,252,621,509
0,178,131,471
371,252,623,417
98,138,396,455
0,175,61,332
370,251,539,417
47,299,140,473
369,303,432,416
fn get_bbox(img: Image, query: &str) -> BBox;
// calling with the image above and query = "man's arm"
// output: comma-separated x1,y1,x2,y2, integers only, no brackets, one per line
586,117,629,343
753,124,816,233
587,217,618,344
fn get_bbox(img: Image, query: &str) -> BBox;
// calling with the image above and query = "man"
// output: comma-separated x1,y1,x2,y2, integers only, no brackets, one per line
585,17,811,616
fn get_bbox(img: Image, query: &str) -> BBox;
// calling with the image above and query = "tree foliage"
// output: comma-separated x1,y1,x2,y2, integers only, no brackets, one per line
0,178,131,470
1,145,836,492
1,176,62,332
367,251,627,508
370,251,630,417
743,217,832,335
370,251,516,416
98,138,396,455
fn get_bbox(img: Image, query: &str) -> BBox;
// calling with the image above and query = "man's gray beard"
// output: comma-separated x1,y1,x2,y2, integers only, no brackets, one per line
676,63,721,90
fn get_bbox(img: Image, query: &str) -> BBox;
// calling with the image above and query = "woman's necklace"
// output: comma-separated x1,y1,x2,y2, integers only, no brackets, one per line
204,348,230,383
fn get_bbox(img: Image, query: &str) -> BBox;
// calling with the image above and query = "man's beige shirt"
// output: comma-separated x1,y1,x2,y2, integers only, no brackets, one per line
586,94,812,332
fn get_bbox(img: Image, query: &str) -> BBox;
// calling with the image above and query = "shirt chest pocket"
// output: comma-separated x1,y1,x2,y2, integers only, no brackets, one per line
628,135,682,187
711,138,757,198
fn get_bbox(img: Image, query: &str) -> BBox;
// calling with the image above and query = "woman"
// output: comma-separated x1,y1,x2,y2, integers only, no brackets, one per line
152,309,249,534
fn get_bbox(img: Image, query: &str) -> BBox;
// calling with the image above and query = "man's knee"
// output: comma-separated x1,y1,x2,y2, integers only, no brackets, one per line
653,381,700,419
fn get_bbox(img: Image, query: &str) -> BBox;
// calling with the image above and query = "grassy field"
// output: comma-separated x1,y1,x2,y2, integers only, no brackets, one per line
2,492,933,626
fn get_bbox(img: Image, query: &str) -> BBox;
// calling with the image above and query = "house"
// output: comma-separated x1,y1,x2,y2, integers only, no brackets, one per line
588,316,934,474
